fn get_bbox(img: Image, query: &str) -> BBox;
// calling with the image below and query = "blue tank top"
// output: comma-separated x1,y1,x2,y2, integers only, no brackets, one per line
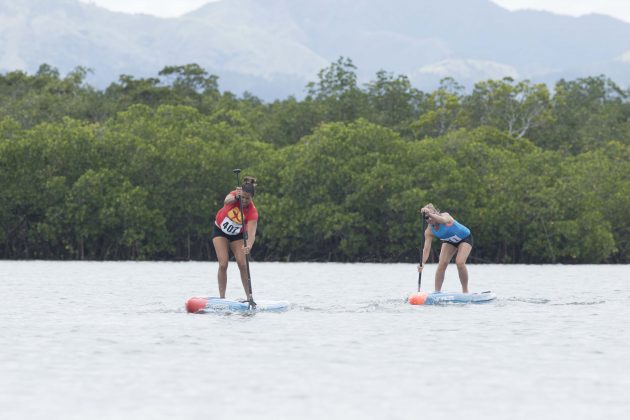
431,219,470,244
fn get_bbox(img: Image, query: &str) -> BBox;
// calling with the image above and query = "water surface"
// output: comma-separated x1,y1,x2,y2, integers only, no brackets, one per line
1,262,628,420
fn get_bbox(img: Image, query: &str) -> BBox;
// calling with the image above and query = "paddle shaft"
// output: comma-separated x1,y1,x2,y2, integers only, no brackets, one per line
418,215,426,292
233,169,255,308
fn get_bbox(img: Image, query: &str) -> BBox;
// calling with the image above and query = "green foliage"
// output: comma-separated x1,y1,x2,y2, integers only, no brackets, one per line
531,76,630,152
0,65,101,127
364,70,424,135
63,169,168,259
465,77,553,139
1,62,629,262
412,78,468,138
306,57,369,124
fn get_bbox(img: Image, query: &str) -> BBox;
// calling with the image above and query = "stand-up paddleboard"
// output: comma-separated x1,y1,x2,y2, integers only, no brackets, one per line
186,297,290,313
408,291,496,305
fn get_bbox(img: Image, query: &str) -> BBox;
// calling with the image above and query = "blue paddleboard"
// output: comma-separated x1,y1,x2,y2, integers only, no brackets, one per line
409,291,496,305
186,296,290,313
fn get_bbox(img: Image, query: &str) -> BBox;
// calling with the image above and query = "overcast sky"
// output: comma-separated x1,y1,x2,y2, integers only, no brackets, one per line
78,0,630,22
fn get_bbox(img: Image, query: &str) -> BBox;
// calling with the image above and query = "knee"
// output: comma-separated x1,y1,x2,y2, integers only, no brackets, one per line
455,260,467,270
437,262,449,271
218,261,229,272
236,260,247,272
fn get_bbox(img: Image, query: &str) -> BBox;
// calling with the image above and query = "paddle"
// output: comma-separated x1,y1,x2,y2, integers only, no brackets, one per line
418,213,427,292
233,168,256,309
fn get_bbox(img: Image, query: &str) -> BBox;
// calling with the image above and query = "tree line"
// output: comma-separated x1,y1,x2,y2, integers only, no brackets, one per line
1,58,629,263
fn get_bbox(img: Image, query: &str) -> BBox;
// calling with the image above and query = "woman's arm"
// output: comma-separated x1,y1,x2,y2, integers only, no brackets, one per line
430,212,454,225
243,220,257,254
224,188,242,205
421,227,434,266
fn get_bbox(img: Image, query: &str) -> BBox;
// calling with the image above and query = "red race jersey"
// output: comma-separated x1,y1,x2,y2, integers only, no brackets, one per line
214,191,259,235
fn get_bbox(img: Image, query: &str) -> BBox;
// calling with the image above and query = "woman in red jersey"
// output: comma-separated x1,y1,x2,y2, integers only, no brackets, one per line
211,178,258,300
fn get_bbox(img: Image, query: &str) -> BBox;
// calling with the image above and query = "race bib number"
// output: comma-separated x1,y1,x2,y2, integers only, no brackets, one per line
444,235,463,244
220,216,242,235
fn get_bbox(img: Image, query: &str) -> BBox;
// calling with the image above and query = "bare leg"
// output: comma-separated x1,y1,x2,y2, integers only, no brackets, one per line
435,243,457,291
212,236,230,298
455,242,472,293
230,240,252,300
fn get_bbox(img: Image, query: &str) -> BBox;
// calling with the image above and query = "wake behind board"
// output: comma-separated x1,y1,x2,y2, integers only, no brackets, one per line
408,291,496,305
186,297,290,313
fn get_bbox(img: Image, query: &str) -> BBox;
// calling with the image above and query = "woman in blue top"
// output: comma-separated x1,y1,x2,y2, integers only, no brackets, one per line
417,203,472,293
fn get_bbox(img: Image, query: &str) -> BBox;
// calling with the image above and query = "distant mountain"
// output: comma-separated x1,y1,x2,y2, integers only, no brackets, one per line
2,0,630,100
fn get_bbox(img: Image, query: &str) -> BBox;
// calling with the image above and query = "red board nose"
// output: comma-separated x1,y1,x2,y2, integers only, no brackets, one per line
186,297,208,313
408,292,429,305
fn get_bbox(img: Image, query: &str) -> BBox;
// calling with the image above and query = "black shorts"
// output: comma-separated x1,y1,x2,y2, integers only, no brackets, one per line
211,224,243,242
441,233,473,248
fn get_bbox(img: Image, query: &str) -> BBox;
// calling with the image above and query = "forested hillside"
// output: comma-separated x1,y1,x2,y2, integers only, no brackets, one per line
2,59,629,262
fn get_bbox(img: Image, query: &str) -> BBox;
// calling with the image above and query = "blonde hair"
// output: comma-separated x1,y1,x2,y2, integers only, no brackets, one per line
424,203,440,214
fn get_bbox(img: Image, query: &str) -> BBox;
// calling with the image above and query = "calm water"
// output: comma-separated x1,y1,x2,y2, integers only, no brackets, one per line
1,261,628,420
